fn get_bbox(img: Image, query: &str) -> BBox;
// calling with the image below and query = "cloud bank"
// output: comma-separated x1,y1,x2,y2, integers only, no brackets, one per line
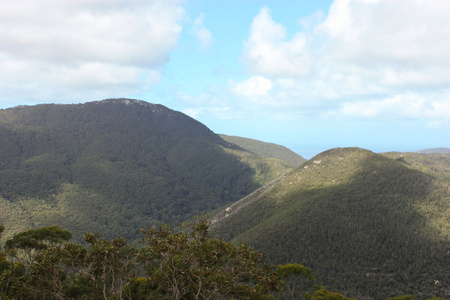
191,0,450,127
0,0,183,104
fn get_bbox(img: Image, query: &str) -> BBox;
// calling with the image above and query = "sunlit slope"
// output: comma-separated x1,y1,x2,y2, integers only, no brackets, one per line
211,147,449,299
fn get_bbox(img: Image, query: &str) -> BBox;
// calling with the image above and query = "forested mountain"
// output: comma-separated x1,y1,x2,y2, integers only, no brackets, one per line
219,134,306,168
211,148,450,299
0,99,293,242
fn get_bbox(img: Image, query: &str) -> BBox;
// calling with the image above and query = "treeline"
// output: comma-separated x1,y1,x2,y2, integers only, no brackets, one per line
0,219,369,300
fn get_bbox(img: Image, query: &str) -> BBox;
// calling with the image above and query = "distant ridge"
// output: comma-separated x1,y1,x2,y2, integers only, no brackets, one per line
219,134,306,168
415,147,450,154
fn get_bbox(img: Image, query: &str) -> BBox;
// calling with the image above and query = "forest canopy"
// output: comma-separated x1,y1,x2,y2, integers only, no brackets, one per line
0,219,348,300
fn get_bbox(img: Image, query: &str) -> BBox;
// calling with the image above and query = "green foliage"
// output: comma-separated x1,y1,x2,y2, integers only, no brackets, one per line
4,226,72,268
5,226,71,251
276,263,315,281
304,285,357,300
122,277,162,299
212,148,450,299
0,225,8,275
388,296,417,300
138,217,284,299
276,263,315,299
0,218,313,300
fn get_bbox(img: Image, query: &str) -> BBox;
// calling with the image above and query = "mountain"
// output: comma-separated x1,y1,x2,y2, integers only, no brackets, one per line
415,147,450,154
211,147,449,299
219,134,306,168
0,99,293,242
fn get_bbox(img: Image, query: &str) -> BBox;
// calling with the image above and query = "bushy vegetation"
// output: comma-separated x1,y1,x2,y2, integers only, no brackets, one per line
0,99,293,243
211,148,449,299
0,219,336,300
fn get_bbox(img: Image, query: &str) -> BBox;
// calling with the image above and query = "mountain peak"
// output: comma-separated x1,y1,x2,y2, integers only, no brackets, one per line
93,98,166,113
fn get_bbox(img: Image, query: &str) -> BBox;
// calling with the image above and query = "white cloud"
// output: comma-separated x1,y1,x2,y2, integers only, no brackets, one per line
183,107,231,120
231,76,273,98
231,0,450,125
0,0,183,104
336,92,450,126
191,13,213,50
318,0,450,66
242,6,311,78
316,0,450,91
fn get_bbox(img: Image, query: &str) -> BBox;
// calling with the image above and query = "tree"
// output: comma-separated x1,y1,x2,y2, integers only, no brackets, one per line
24,232,136,299
1,225,72,298
138,217,285,299
276,263,315,299
4,225,72,263
388,296,417,300
2,225,136,299
304,285,357,300
79,233,137,299
0,225,11,297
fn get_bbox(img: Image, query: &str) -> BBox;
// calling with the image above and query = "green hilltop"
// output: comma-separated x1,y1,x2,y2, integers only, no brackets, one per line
0,99,293,243
211,147,449,299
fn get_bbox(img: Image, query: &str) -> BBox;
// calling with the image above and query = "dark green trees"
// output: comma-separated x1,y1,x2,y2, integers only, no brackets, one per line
0,219,317,299
138,217,284,299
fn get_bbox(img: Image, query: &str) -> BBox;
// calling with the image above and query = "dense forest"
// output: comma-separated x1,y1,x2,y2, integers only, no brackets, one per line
211,148,450,299
0,99,295,243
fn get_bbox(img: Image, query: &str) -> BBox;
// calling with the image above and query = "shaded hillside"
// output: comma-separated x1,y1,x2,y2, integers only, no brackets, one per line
211,148,449,299
0,99,291,243
219,134,306,168
382,151,450,182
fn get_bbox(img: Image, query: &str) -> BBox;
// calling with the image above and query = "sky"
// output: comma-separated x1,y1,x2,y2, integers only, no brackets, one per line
1,0,449,158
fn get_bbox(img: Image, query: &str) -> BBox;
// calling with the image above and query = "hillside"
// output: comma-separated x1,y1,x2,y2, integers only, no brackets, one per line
211,148,449,299
381,151,450,182
219,134,306,168
0,99,293,242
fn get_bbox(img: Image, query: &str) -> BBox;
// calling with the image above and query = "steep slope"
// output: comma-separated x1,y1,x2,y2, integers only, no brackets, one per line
211,148,449,299
219,134,306,168
0,99,292,242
